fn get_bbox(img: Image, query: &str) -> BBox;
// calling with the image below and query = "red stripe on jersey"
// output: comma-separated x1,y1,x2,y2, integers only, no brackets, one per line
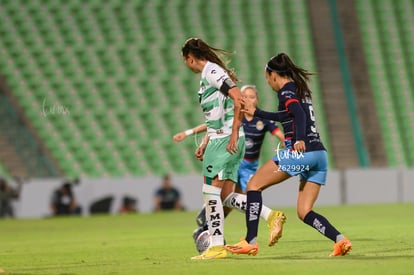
285,98,299,110
271,128,281,135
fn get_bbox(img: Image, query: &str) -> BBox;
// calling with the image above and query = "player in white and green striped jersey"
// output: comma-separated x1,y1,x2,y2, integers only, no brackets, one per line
182,37,244,260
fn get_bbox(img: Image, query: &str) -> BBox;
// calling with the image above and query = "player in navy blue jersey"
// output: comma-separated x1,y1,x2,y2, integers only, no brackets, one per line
225,53,352,257
173,85,286,251
237,85,285,192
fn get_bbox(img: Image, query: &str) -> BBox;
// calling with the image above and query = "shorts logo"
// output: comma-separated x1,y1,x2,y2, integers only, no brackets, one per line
206,165,213,173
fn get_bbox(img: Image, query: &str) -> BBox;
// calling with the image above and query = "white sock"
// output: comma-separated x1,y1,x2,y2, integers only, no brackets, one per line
223,192,246,212
223,192,272,221
202,184,224,247
261,205,272,221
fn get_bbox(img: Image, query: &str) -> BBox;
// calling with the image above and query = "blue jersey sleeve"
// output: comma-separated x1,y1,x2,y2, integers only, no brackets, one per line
262,118,280,135
279,89,306,141
254,108,290,122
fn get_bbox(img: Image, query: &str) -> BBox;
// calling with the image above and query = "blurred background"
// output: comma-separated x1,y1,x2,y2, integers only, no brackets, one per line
0,0,413,218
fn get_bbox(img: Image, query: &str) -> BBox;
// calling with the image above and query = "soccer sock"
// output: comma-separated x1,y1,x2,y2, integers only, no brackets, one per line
202,184,225,247
197,205,232,232
303,210,341,242
245,190,262,244
223,192,272,220
260,205,272,221
223,192,246,211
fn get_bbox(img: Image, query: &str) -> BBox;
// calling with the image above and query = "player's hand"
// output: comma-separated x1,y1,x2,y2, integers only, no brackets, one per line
226,133,239,154
294,140,306,153
195,146,205,161
240,97,256,116
173,132,186,143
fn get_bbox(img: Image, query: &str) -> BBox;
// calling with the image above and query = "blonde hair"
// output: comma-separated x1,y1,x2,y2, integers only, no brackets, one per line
240,84,258,100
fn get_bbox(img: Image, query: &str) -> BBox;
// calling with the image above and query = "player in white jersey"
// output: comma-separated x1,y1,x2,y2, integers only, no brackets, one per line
182,38,245,260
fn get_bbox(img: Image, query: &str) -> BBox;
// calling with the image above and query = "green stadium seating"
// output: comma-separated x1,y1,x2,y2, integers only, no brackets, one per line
0,0,344,176
2,1,324,176
356,0,414,166
0,163,10,178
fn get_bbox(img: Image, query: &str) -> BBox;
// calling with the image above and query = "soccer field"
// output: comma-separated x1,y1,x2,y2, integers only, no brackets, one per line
1,203,413,274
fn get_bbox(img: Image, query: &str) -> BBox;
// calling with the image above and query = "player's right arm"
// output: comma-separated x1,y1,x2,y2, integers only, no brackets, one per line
173,123,207,143
241,97,290,122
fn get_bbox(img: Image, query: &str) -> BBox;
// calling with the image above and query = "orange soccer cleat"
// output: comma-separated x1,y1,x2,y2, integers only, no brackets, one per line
225,239,259,256
330,237,352,257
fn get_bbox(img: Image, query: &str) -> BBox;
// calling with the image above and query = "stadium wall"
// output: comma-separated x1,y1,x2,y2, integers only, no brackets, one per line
10,168,414,219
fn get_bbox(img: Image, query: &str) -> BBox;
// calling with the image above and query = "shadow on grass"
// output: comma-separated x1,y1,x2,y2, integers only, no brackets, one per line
225,238,414,261
227,253,414,261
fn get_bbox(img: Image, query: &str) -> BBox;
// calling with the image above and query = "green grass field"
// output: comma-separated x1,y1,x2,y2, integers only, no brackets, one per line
1,203,413,274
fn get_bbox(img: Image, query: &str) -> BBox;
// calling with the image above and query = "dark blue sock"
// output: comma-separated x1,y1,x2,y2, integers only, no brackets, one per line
245,191,262,243
303,210,341,242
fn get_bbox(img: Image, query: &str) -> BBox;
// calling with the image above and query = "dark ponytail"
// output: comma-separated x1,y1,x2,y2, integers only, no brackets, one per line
266,53,315,99
181,38,238,82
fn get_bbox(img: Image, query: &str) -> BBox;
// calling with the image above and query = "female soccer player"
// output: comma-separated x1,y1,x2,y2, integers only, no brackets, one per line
225,53,352,257
173,85,287,252
181,37,245,260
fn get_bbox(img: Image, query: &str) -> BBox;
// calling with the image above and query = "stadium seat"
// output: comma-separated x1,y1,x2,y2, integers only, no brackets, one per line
356,0,414,166
6,0,408,177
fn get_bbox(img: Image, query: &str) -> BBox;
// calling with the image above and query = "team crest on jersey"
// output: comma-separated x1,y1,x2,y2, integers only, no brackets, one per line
256,120,264,131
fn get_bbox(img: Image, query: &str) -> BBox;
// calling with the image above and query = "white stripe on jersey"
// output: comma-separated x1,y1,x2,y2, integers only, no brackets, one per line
198,61,243,139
